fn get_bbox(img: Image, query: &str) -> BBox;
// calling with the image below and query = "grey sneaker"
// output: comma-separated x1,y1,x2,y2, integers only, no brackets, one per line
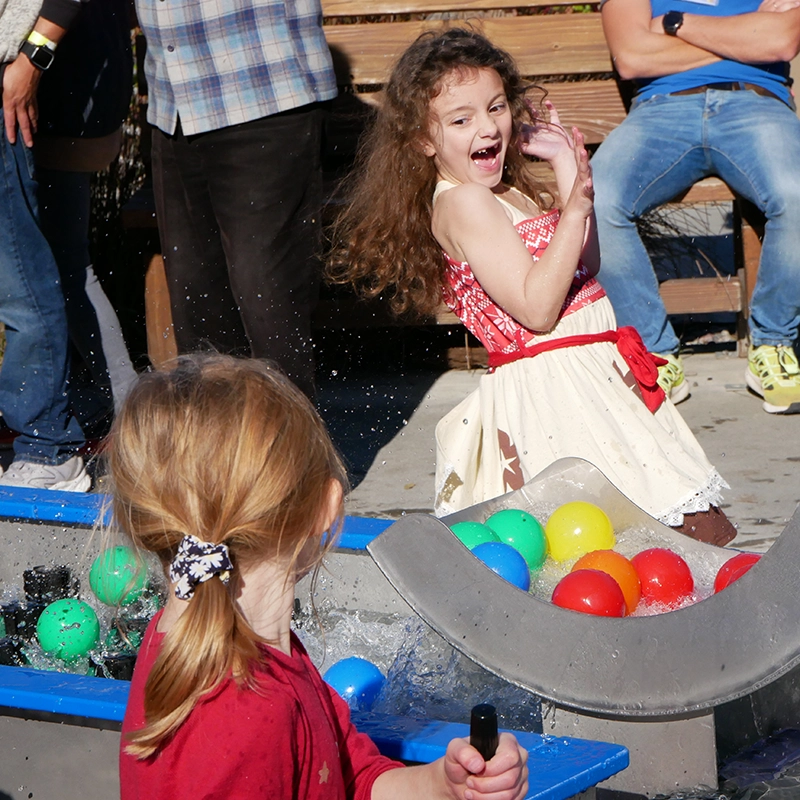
0,456,91,492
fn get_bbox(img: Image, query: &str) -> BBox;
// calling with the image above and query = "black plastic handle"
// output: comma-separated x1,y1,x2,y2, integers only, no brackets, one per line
470,703,499,761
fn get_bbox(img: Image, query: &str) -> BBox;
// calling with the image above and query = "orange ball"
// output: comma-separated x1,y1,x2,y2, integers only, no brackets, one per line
573,550,641,615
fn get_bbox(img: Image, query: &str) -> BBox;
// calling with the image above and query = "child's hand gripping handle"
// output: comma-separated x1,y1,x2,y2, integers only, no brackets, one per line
470,703,499,762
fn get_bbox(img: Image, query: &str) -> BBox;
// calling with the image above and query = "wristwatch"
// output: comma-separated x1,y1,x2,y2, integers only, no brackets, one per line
19,35,55,71
662,10,685,36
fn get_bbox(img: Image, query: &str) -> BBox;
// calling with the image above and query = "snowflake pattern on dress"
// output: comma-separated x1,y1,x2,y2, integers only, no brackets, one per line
443,209,606,356
169,534,233,600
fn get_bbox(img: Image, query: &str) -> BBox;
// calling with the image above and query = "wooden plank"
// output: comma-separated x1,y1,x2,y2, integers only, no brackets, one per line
740,221,761,308
316,276,744,333
669,176,735,204
144,254,177,368
349,80,626,145
528,163,737,205
541,80,626,144
323,0,584,15
324,14,611,85
658,277,743,315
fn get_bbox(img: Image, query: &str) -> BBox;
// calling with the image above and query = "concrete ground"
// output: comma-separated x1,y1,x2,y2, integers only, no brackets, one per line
319,348,800,553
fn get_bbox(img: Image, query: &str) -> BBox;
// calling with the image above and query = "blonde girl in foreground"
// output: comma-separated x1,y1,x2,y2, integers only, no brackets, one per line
329,28,735,546
114,355,528,799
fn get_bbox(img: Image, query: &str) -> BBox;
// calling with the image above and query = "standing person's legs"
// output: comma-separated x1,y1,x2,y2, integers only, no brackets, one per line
706,90,800,413
199,106,324,399
151,125,249,357
0,133,87,488
592,95,711,356
37,167,137,415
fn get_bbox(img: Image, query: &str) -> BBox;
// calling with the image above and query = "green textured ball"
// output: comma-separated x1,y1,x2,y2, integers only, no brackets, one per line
89,546,146,606
486,508,547,571
36,599,100,661
450,521,499,550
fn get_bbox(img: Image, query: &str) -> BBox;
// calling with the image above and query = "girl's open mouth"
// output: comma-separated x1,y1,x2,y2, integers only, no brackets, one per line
471,142,502,169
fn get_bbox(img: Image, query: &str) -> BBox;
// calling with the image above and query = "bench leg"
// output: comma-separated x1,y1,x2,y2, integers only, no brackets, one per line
144,253,177,369
733,198,765,357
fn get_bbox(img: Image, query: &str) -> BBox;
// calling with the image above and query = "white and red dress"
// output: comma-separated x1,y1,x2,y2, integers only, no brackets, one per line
433,180,726,525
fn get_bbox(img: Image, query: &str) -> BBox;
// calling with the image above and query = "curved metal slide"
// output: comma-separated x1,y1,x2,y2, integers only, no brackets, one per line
368,458,800,719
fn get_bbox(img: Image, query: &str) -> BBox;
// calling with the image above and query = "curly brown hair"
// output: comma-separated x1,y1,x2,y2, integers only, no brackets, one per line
327,27,547,318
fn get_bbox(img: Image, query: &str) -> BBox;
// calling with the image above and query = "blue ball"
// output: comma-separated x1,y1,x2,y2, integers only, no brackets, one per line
471,541,531,592
323,656,385,710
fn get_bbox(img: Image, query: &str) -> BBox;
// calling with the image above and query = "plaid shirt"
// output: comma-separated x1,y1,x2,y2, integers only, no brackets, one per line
135,0,337,136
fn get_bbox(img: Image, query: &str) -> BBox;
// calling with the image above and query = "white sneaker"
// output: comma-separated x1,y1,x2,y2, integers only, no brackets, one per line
0,456,91,492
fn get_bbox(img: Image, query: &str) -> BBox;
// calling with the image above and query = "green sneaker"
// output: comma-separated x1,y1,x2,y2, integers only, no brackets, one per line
655,353,689,404
746,344,800,414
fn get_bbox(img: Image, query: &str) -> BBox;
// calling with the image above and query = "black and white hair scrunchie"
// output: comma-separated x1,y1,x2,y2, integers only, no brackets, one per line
169,534,233,600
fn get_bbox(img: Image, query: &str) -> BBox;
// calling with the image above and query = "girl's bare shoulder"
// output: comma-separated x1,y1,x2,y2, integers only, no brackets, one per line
434,182,508,224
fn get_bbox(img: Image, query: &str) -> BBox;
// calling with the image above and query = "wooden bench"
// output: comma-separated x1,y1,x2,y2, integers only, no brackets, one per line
132,1,777,366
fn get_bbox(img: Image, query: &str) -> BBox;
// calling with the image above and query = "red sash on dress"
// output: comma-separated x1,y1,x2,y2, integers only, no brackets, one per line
488,326,667,413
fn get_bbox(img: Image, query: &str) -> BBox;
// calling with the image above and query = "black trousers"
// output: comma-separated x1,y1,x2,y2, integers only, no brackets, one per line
151,105,323,398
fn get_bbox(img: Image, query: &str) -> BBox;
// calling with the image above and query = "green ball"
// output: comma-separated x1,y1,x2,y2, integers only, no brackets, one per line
486,508,547,571
450,521,499,550
89,546,147,606
36,599,100,661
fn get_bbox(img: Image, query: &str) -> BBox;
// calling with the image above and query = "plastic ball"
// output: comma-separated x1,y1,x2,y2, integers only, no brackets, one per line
36,598,100,661
631,548,694,606
485,509,548,571
323,656,385,710
551,569,626,617
471,541,531,592
450,521,499,550
89,546,147,606
573,550,641,615
714,552,761,593
545,502,615,562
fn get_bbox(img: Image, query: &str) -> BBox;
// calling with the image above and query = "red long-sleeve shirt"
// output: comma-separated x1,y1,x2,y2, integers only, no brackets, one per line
120,613,403,800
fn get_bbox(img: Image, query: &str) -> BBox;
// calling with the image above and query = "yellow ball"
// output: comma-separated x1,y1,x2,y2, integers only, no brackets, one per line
545,502,615,562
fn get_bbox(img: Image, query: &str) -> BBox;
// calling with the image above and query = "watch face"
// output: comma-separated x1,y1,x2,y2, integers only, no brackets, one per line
21,40,54,70
663,10,684,34
34,47,54,69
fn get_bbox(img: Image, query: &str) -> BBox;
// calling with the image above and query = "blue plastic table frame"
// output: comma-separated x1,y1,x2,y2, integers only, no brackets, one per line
0,485,392,549
0,487,629,798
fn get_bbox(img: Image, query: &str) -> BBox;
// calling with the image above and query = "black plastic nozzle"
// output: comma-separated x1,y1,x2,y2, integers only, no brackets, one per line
470,703,499,762
23,565,75,602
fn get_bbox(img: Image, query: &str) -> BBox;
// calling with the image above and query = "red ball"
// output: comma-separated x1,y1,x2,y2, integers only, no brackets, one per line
631,548,694,606
551,569,626,617
714,552,761,593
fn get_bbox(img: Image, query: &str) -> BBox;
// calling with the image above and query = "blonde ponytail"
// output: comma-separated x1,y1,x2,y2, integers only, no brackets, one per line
108,355,347,758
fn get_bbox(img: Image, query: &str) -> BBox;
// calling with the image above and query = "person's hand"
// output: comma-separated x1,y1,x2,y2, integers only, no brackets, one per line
649,15,665,33
758,0,800,11
562,127,594,220
442,732,528,800
3,54,41,146
519,100,574,163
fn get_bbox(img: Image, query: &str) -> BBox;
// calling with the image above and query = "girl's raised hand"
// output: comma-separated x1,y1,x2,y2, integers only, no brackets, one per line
518,100,574,163
562,127,594,220
442,732,529,800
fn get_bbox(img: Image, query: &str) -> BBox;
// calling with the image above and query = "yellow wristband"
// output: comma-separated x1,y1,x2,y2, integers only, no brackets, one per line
27,30,56,51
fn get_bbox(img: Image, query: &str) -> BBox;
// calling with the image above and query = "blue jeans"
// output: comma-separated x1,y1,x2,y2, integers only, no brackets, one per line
0,133,84,463
592,89,800,354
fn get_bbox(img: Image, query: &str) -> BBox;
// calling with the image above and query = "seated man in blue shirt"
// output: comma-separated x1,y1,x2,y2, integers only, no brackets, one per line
592,0,800,414
135,0,338,400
